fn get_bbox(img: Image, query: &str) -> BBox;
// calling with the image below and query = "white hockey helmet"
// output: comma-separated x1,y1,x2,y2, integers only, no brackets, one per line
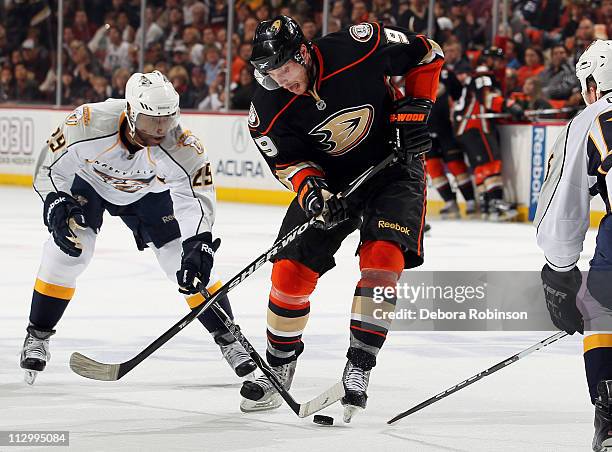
124,70,180,141
576,40,612,104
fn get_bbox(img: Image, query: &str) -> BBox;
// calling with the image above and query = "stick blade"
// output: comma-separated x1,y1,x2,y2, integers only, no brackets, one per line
298,381,345,418
70,352,120,381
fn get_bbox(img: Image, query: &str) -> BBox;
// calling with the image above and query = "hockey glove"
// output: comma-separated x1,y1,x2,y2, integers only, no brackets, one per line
177,232,221,295
43,191,88,257
541,264,584,335
389,97,433,163
297,175,348,229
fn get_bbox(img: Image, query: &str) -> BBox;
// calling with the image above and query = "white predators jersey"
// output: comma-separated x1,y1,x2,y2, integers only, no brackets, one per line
534,92,612,270
33,99,215,239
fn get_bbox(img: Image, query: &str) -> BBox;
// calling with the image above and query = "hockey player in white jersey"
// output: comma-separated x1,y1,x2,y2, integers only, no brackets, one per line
20,70,256,384
534,40,612,451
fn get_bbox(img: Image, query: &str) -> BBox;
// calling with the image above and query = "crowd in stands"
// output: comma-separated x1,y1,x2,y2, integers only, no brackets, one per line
0,0,610,112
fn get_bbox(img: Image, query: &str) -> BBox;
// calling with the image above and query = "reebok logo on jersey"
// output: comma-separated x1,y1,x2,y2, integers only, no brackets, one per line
201,243,215,256
378,220,410,235
162,215,175,224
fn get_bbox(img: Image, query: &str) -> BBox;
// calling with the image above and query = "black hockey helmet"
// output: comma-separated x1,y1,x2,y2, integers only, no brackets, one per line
250,15,305,75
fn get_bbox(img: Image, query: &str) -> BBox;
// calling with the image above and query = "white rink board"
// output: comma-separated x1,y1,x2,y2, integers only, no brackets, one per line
0,106,605,213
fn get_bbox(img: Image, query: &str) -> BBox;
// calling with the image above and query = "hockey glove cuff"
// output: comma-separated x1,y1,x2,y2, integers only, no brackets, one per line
43,191,88,257
389,97,433,163
297,176,348,229
177,232,221,295
541,264,584,335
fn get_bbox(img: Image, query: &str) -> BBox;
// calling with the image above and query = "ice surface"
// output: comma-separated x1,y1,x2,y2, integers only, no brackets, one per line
0,186,597,451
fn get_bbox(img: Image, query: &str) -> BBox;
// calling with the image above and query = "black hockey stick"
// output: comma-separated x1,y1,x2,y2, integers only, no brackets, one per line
69,153,396,382
387,331,568,424
208,302,343,417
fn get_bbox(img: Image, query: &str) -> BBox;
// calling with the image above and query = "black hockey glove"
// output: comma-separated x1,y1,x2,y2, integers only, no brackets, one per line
177,232,221,295
297,175,348,229
504,100,526,121
43,191,88,257
541,264,584,335
389,97,433,163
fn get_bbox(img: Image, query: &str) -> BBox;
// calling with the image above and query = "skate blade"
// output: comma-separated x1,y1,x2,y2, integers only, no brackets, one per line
240,393,283,413
24,370,38,385
342,405,364,423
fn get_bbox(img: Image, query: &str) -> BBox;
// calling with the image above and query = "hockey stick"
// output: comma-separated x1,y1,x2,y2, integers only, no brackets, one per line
209,302,344,417
456,106,582,121
69,153,397,382
387,331,568,424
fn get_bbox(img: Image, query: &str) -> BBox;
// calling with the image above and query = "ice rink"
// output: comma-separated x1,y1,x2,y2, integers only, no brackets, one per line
0,186,599,451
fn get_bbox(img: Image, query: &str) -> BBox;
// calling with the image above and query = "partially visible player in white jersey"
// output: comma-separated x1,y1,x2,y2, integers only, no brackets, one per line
534,40,612,451
20,70,256,384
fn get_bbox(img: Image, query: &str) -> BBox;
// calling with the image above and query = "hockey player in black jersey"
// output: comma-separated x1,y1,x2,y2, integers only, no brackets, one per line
424,65,476,219
240,15,443,422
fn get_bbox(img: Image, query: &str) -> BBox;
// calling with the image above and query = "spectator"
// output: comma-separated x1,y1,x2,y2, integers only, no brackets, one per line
302,19,317,41
0,65,14,102
566,17,595,64
516,46,545,88
0,25,8,68
13,63,38,101
168,65,191,107
21,38,48,84
351,1,369,24
154,59,170,76
110,67,130,98
185,66,209,108
232,42,252,83
521,76,552,111
203,26,221,51
88,12,116,59
203,46,224,86
331,1,349,28
242,16,259,43
448,0,473,50
104,26,131,75
171,42,194,74
183,27,205,65
538,44,579,100
71,10,97,43
209,0,228,31
90,75,110,103
144,42,164,66
60,72,76,105
163,7,185,54
505,39,523,70
398,0,428,33
190,2,208,34
116,11,135,43
198,71,226,111
231,66,255,110
135,6,164,50
443,40,471,73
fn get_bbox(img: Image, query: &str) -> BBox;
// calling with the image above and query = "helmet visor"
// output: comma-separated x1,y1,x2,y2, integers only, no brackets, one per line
135,112,180,137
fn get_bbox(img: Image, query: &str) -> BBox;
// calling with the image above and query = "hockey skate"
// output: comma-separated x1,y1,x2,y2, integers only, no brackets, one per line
239,360,297,412
341,348,375,423
464,200,478,219
439,200,461,219
20,325,54,385
488,199,518,222
214,331,257,378
594,380,612,452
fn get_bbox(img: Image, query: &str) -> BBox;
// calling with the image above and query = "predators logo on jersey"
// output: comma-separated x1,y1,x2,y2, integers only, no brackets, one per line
93,168,156,193
309,105,374,156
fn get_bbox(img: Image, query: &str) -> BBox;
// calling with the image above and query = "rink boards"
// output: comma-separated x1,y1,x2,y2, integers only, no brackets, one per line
0,106,604,224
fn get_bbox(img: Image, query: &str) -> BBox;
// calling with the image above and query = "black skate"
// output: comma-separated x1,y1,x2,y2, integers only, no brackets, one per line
479,192,490,220
594,380,612,451
239,360,296,412
464,200,478,219
341,348,375,423
488,199,518,222
214,332,257,378
440,201,461,219
20,325,55,385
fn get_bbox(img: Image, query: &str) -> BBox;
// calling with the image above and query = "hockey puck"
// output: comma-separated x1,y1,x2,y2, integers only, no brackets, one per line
313,414,334,426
